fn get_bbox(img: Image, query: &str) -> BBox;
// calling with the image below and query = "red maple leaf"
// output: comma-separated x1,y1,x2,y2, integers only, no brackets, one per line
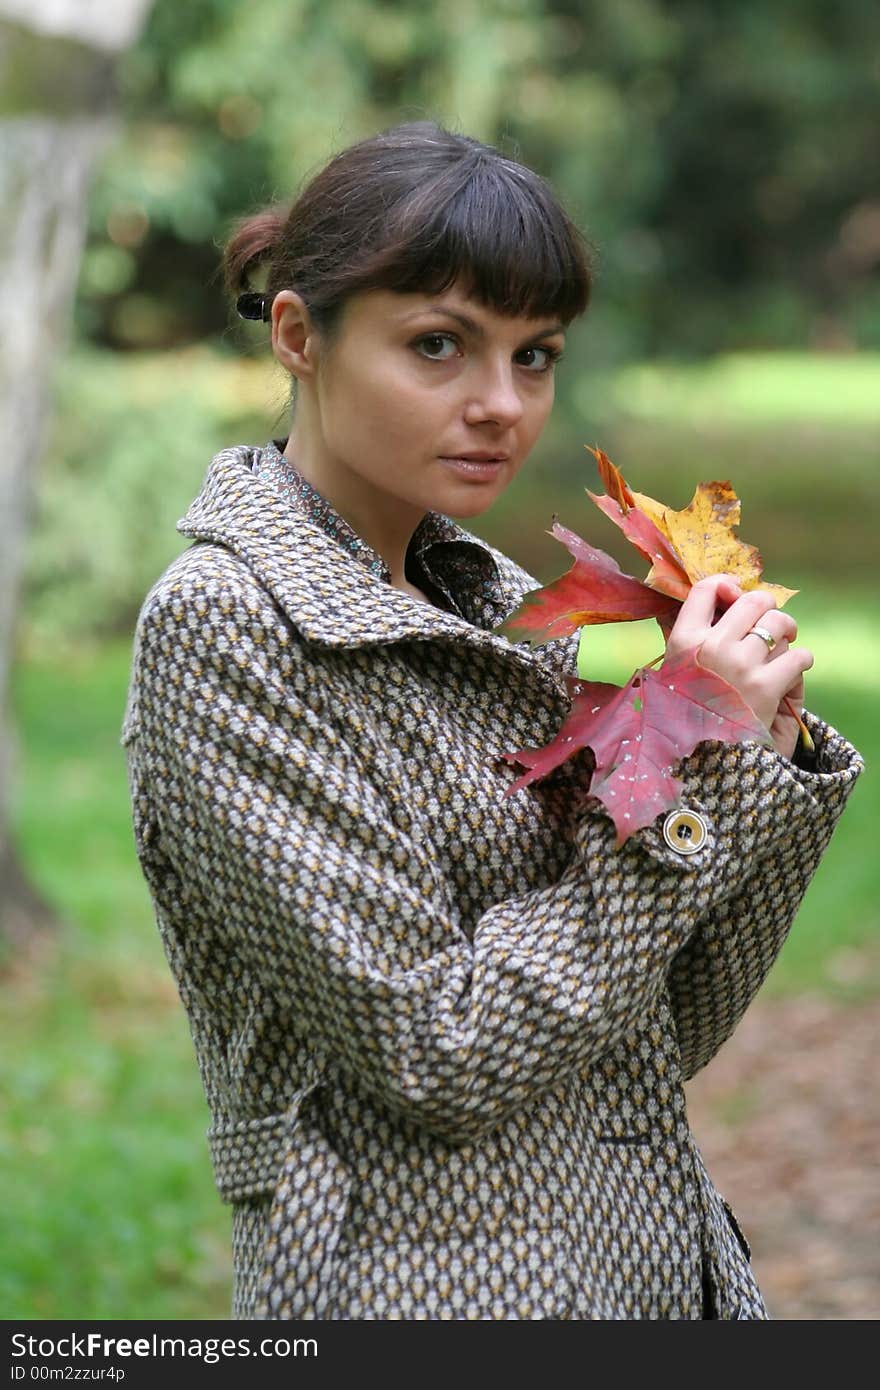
505,649,773,844
497,521,680,644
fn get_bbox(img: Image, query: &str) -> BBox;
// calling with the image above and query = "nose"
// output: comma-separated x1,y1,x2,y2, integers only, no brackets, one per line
463,360,524,429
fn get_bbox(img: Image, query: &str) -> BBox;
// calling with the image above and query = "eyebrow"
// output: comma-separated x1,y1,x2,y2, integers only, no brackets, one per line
400,306,566,340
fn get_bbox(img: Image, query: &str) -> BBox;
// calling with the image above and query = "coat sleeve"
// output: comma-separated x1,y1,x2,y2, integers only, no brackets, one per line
662,710,862,1080
125,566,863,1145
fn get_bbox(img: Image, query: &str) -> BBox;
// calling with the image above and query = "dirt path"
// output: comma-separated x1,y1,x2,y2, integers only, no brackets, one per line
684,982,880,1320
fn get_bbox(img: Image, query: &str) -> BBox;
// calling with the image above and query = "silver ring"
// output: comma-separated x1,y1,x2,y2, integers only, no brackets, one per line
747,624,776,652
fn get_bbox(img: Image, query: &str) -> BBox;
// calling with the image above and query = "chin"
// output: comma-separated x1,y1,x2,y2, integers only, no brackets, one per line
441,494,498,520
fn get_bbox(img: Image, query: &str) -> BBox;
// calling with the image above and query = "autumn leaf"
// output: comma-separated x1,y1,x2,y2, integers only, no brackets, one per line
498,447,805,843
585,446,797,606
502,676,624,783
587,447,692,600
505,649,773,844
497,520,680,645
651,480,797,605
592,445,635,510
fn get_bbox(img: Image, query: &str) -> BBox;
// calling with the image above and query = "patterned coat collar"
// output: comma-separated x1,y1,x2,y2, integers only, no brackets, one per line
177,442,536,654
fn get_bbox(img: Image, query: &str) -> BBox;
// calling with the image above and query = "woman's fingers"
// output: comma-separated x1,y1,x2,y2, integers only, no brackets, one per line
662,576,814,757
682,573,743,624
666,579,795,661
762,644,814,688
730,603,798,662
663,578,811,733
700,640,814,732
665,581,812,733
665,574,742,656
706,588,779,639
740,609,798,659
715,590,794,642
698,591,798,665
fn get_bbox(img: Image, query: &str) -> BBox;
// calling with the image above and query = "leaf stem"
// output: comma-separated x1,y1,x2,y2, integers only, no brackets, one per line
783,696,814,752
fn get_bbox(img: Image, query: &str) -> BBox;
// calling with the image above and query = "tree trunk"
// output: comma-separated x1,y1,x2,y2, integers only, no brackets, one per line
0,0,154,954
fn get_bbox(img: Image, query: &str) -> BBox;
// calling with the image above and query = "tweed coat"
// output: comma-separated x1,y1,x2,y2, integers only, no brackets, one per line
123,440,862,1320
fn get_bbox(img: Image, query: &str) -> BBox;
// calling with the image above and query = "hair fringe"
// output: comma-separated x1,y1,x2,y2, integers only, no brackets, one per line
218,123,592,329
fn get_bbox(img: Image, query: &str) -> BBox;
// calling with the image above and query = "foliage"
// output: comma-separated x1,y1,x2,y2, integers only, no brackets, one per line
586,451,796,603
507,650,773,842
499,518,681,640
75,0,880,364
23,347,278,642
470,370,880,590
501,449,796,643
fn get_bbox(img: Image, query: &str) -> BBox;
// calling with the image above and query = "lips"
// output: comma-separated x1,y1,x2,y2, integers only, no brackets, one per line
443,453,510,463
438,454,509,481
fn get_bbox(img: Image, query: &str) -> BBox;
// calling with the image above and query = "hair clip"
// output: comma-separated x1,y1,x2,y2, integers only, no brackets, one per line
236,291,271,322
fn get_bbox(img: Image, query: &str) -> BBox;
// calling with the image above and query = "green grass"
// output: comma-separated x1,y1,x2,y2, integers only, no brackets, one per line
3,642,231,1320
599,352,880,428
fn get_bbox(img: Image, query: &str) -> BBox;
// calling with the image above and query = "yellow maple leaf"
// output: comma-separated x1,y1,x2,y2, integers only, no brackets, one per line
633,480,797,607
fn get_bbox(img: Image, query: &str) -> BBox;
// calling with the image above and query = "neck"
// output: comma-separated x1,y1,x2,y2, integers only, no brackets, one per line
282,424,425,590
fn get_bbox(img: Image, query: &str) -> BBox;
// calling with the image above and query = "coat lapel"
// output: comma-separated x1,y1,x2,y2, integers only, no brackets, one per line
176,445,563,695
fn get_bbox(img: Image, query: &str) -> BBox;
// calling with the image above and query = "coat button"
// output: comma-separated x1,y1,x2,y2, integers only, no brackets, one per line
662,808,709,854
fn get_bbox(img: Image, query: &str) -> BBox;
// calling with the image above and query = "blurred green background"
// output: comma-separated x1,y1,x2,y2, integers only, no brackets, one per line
3,0,878,1319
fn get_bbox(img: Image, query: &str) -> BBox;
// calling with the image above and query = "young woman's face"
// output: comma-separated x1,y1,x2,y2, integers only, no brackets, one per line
300,283,566,524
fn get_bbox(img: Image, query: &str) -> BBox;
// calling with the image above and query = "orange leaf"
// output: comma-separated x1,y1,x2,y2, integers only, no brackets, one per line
586,448,692,601
588,445,635,511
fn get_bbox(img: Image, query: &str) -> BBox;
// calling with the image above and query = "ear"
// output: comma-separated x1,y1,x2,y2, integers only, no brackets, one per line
272,290,319,381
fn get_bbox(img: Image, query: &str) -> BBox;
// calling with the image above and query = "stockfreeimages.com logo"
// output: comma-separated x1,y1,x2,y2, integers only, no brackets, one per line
11,1332,317,1369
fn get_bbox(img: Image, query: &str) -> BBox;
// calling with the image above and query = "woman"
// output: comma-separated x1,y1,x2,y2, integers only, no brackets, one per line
123,121,862,1320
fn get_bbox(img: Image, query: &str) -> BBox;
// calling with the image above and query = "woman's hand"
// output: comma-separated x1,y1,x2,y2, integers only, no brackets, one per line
664,575,813,759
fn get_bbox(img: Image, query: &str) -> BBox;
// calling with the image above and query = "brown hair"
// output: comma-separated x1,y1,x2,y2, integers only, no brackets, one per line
222,121,592,336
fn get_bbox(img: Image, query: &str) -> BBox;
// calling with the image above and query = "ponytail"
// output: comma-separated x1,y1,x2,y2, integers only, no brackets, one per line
222,203,289,299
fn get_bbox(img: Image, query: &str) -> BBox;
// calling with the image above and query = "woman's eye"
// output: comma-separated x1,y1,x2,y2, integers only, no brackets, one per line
415,333,458,360
516,345,560,372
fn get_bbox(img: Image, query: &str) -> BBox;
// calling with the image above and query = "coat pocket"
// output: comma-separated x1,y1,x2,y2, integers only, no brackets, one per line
252,1082,353,1321
209,1111,294,1204
208,1061,326,1203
